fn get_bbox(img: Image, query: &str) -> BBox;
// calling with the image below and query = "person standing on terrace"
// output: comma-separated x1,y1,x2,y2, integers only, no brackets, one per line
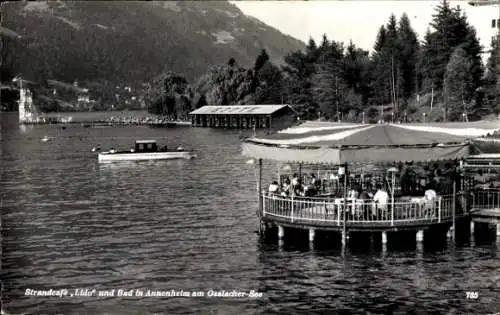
291,173,303,196
373,184,389,218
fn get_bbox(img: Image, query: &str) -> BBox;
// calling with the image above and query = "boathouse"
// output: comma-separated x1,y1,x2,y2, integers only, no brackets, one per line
189,105,297,129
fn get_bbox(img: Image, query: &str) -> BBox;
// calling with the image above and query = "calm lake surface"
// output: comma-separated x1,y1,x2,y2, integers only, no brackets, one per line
1,112,500,314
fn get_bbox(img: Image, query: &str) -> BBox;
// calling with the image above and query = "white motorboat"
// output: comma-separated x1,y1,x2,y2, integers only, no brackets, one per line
41,136,51,142
98,140,196,163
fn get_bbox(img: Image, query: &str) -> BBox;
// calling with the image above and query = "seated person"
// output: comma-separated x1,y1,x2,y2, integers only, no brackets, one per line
281,179,291,197
424,185,437,201
306,173,319,196
359,189,371,200
268,181,280,195
310,173,318,186
348,186,359,199
293,183,304,196
423,183,437,213
329,172,339,180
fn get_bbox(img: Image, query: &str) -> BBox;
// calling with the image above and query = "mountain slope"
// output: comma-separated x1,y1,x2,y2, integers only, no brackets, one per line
1,1,305,85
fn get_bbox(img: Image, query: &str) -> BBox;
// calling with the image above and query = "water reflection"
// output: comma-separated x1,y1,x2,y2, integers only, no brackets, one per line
18,124,34,134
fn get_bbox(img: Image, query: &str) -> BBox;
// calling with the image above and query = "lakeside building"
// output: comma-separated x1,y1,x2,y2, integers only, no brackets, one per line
189,105,297,129
242,120,500,247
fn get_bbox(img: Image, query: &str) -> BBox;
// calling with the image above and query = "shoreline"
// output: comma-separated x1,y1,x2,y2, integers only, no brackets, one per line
17,115,192,127
19,121,192,127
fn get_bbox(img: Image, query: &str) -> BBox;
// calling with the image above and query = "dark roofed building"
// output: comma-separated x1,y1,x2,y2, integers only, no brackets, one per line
189,105,297,129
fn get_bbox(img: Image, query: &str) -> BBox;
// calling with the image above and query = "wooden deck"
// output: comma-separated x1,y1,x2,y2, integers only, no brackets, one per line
471,208,500,224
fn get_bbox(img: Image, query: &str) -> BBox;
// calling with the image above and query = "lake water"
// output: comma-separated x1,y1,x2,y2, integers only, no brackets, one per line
2,112,500,314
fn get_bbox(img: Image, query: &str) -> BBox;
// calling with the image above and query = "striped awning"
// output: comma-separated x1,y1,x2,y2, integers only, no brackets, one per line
242,121,500,164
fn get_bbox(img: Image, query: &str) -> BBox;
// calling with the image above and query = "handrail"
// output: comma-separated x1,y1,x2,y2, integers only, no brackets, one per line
261,192,468,226
261,188,500,228
469,188,500,210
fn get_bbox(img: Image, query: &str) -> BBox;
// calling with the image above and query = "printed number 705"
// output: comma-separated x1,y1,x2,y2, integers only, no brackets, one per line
466,291,479,299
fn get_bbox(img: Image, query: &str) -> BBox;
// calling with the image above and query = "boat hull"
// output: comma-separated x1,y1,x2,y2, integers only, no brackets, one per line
98,151,195,163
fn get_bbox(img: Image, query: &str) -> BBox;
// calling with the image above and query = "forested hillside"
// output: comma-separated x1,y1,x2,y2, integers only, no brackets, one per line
0,1,304,110
3,0,498,122
148,0,499,122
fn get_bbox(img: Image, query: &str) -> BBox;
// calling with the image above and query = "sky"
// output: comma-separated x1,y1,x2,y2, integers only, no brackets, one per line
231,0,498,59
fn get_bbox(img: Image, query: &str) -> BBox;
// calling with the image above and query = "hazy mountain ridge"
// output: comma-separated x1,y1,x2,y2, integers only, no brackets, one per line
2,1,305,85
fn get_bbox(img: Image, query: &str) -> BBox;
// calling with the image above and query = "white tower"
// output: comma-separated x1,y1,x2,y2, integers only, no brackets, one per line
13,77,38,124
19,87,36,123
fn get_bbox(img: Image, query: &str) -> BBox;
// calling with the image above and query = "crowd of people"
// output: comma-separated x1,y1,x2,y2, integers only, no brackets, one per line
268,173,321,198
399,161,461,196
266,165,451,219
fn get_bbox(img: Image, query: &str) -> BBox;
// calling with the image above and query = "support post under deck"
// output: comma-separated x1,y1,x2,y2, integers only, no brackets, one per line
342,163,348,247
452,181,456,241
258,158,263,235
416,230,424,242
278,225,284,239
309,229,315,243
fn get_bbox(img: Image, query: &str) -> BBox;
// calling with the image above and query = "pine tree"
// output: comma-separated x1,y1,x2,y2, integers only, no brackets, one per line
320,34,329,49
421,0,483,94
281,44,319,119
254,49,270,72
443,46,474,120
397,13,420,100
343,41,371,106
255,61,284,104
370,14,401,108
374,26,387,53
484,35,500,112
306,37,318,57
311,41,345,119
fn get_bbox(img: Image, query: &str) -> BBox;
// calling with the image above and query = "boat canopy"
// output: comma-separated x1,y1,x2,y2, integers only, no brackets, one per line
135,140,157,144
242,121,500,165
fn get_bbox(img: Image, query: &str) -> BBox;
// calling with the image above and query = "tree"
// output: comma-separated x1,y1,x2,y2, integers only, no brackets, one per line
343,41,371,106
443,46,474,119
254,49,270,72
373,25,387,53
145,71,190,118
311,41,344,119
281,48,318,119
484,35,500,112
397,13,420,100
370,14,401,108
421,0,483,93
193,61,256,105
254,61,284,104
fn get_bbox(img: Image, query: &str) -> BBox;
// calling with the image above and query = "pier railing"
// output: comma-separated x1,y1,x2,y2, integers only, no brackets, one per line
262,192,466,228
470,189,500,211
